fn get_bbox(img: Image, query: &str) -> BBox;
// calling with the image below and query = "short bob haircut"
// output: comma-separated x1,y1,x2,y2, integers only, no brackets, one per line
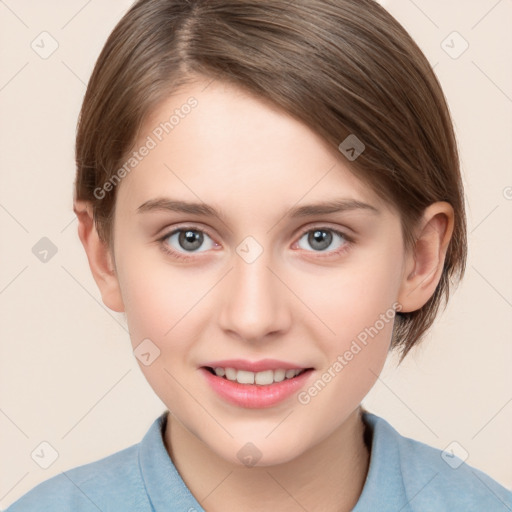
74,0,467,361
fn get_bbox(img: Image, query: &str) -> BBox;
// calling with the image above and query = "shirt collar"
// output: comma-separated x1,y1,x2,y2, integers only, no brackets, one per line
352,411,412,511
138,410,411,512
138,411,205,511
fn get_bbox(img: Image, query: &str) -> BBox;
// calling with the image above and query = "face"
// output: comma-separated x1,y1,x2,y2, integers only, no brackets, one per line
110,77,406,466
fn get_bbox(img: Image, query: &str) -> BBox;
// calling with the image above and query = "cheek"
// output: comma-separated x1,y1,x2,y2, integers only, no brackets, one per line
117,243,202,343
301,254,400,347
117,259,207,409
293,252,401,416
121,274,174,346
295,252,400,397
296,292,395,430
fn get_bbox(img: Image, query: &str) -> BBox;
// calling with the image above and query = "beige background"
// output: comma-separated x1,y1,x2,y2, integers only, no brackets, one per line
0,0,511,507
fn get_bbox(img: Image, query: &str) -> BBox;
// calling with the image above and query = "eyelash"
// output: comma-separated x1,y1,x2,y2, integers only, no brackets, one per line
157,225,354,262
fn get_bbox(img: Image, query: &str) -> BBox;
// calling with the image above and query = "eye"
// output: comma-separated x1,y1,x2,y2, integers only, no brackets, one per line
159,227,218,260
158,225,353,261
295,227,351,255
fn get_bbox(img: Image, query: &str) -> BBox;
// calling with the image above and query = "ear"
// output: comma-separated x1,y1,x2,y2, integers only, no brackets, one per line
397,201,455,313
74,199,125,312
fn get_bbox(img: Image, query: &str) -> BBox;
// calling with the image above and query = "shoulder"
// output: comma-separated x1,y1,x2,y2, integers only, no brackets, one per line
5,442,150,512
366,412,512,511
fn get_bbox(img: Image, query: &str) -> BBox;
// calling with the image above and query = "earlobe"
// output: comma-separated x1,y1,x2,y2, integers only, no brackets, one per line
74,200,125,313
397,202,454,313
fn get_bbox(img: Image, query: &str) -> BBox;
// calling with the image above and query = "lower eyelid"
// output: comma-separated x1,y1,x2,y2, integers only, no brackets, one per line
159,226,352,259
294,230,352,256
159,229,217,254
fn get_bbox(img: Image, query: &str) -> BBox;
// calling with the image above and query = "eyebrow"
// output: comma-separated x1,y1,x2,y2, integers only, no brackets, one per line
137,197,380,219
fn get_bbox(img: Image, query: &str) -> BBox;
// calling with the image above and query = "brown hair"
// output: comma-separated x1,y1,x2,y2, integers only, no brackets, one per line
74,0,467,361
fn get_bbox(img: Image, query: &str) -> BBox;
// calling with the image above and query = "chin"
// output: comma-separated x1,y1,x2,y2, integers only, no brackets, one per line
210,433,310,469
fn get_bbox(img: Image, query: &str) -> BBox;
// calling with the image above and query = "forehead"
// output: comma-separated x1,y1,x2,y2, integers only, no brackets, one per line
118,79,389,217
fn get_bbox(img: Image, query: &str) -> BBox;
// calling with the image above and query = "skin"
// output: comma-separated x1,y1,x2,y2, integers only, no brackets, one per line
75,76,454,511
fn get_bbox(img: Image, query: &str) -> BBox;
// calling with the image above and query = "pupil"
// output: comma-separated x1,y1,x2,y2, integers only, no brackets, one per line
180,230,203,251
309,230,331,251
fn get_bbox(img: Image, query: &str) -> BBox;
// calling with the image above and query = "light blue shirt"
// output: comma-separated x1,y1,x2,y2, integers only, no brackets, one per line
5,410,512,511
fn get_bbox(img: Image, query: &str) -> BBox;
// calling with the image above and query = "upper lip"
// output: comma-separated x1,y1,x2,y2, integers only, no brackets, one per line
202,359,312,372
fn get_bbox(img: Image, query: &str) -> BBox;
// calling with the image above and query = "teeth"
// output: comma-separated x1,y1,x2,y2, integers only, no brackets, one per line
255,370,273,385
273,369,286,382
213,367,304,385
236,370,255,384
225,367,237,380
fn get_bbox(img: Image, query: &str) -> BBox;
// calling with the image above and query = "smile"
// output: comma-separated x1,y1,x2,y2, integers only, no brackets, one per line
200,360,315,408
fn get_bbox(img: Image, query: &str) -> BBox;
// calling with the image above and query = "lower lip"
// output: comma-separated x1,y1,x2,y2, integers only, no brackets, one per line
200,367,314,409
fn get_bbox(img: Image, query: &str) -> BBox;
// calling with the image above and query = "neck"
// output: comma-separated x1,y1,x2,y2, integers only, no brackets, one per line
164,407,370,512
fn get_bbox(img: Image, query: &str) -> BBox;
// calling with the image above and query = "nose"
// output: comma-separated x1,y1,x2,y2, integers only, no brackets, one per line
217,246,291,343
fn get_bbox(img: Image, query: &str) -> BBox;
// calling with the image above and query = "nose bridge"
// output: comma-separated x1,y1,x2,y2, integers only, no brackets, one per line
218,240,287,341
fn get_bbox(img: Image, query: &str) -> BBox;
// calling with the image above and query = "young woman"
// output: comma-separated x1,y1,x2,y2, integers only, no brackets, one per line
7,1,511,510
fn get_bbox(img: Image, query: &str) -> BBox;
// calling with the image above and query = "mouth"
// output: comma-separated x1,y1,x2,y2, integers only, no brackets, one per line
199,361,315,408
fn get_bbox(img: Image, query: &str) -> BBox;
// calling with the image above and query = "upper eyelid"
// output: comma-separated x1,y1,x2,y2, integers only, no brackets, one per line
159,224,217,242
